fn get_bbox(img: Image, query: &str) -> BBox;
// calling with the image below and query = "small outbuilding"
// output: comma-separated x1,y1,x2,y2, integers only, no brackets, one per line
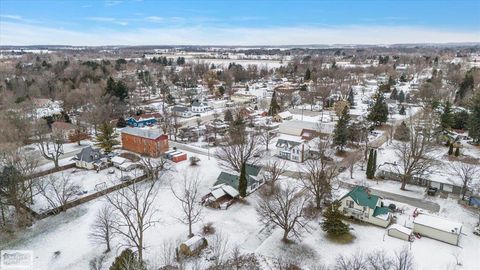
413,214,462,245
179,236,207,257
387,224,413,242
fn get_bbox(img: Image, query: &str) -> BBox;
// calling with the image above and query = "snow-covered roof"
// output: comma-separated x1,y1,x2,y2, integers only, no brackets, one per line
121,127,164,140
414,214,462,234
111,156,127,164
388,224,412,235
277,111,292,119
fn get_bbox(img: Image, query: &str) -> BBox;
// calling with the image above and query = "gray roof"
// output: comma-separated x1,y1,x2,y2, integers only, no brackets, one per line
214,164,262,190
121,127,163,139
172,106,189,112
276,138,302,149
75,146,103,163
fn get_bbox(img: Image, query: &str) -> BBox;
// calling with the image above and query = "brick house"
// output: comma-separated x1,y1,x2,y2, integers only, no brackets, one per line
121,127,169,157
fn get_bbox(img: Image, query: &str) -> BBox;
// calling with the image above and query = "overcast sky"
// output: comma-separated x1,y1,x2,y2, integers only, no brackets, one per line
1,0,479,46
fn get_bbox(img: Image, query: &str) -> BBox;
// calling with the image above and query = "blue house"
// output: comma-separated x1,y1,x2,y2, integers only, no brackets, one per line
127,113,160,127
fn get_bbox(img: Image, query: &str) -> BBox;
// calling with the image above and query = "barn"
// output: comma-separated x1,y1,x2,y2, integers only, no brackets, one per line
413,214,462,245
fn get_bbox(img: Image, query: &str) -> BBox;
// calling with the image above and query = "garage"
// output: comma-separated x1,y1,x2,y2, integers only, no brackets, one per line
413,214,462,245
387,224,413,241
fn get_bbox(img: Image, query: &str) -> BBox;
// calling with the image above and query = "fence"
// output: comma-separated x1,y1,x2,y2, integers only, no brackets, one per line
27,163,76,179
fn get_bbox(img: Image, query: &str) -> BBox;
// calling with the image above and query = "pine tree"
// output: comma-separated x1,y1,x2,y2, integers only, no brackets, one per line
304,68,311,81
367,91,389,126
390,88,398,100
366,149,374,179
268,91,281,116
116,116,127,128
109,249,143,270
372,150,377,177
467,92,480,143
454,147,460,157
347,89,355,106
441,101,453,131
95,122,119,153
322,201,350,236
333,106,350,151
238,162,247,197
224,109,233,122
399,105,406,115
398,90,405,103
448,144,454,155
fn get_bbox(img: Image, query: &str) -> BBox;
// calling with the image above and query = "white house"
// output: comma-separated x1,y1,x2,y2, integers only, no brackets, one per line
338,186,393,228
275,135,308,162
413,214,462,245
191,101,212,113
172,106,192,118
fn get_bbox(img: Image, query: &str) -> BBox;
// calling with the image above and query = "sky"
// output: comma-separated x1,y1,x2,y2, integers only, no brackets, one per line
0,0,479,46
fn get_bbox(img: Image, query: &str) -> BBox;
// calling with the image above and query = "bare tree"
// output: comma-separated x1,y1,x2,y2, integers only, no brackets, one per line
345,151,362,179
256,185,309,242
393,247,414,270
89,205,115,253
262,160,287,194
215,132,262,173
106,178,160,262
366,250,393,270
300,158,338,209
257,126,275,152
392,118,437,190
210,231,230,268
335,251,367,270
171,172,202,237
36,172,76,212
139,155,170,180
449,162,480,200
34,120,64,168
89,255,106,270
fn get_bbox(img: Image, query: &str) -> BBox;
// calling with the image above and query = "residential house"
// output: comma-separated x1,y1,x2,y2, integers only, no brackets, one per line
172,105,192,118
273,111,293,122
275,135,308,162
202,184,240,209
126,113,161,127
191,101,212,113
212,164,264,195
121,127,169,157
73,146,108,170
338,186,393,228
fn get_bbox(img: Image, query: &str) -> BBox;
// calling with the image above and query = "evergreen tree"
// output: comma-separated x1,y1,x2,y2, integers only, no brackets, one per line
238,162,247,197
95,122,119,153
399,105,406,115
333,106,350,151
322,201,349,236
366,149,374,179
440,101,453,131
109,249,143,270
390,88,398,100
372,150,377,177
218,85,225,96
347,89,355,106
268,91,281,116
304,68,311,81
454,147,460,157
224,109,233,122
105,77,129,102
448,144,454,155
394,121,410,141
398,90,405,103
116,116,127,128
467,92,480,143
452,110,469,130
367,91,389,126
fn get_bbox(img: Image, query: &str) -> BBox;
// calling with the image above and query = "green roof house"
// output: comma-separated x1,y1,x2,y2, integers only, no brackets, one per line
338,186,392,228
213,164,264,195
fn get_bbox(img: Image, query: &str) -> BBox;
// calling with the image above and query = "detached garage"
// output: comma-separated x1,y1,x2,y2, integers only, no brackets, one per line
387,224,413,242
413,214,462,245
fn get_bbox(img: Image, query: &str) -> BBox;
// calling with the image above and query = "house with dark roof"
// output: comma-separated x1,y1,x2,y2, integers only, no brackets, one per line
338,186,392,228
212,164,264,196
172,105,192,118
126,113,161,127
191,101,212,113
73,146,108,170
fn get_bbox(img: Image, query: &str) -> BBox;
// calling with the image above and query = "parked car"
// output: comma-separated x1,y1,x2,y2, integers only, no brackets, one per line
427,187,438,196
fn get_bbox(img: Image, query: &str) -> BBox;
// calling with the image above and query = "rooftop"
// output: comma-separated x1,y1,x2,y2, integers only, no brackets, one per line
121,127,164,140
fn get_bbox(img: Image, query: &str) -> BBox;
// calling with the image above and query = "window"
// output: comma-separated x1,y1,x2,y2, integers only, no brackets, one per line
363,206,367,211
347,200,354,208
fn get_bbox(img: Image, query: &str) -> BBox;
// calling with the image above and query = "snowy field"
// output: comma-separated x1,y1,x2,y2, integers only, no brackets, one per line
2,147,480,270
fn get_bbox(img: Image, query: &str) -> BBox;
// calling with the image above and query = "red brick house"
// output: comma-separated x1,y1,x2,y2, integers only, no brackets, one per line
121,127,169,157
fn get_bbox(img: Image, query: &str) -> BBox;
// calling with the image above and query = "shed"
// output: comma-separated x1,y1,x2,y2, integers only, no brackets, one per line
413,214,462,245
111,156,127,167
179,236,207,256
172,153,187,163
387,224,413,241
119,162,136,171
